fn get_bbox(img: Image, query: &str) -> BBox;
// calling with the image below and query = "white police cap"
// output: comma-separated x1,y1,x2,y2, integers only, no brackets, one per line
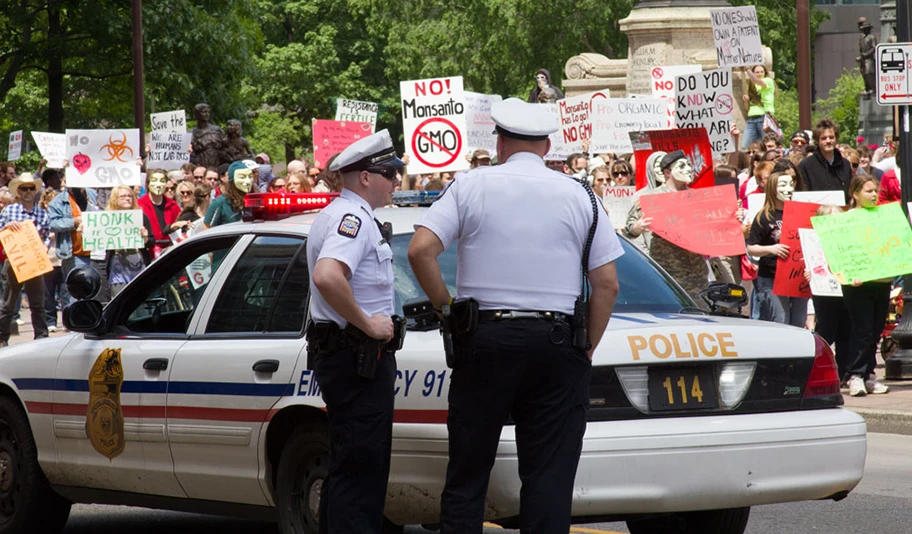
491,97,559,141
329,129,406,173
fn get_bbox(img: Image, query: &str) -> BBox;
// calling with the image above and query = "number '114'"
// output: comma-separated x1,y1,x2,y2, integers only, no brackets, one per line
662,375,704,404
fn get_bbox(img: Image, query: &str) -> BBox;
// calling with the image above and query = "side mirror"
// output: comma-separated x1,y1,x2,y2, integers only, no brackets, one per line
402,299,440,331
63,300,103,333
65,265,101,301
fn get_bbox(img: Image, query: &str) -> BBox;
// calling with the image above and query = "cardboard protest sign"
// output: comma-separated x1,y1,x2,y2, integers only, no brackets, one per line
798,228,843,297
710,6,763,69
335,99,378,133
7,131,22,161
400,76,469,174
811,203,912,283
791,190,846,207
675,68,735,158
65,129,141,188
186,253,212,289
148,131,190,171
651,65,702,128
631,128,715,191
0,220,52,282
312,119,372,169
464,92,502,159
602,186,636,230
31,132,66,169
557,91,608,154
169,219,203,246
639,184,745,256
543,103,569,161
773,200,822,298
590,98,666,153
82,210,144,251
150,110,186,132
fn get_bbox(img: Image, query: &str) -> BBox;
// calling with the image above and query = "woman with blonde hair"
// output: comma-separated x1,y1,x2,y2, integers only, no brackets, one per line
105,185,154,296
177,183,212,224
286,172,312,193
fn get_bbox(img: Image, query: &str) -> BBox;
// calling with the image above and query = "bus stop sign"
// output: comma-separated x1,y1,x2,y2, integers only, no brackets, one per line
876,43,912,106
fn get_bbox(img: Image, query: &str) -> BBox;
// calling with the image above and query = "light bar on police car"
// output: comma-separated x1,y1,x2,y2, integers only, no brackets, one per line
242,192,339,221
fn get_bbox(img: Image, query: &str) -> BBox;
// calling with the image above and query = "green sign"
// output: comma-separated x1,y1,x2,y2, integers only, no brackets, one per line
811,203,912,284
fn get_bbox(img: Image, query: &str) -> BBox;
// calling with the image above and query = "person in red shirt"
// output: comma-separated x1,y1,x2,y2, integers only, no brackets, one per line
137,169,183,257
877,150,901,205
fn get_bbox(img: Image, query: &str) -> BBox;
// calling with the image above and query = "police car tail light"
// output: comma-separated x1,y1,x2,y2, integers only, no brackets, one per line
717,362,756,409
615,366,649,413
242,192,339,221
803,335,840,398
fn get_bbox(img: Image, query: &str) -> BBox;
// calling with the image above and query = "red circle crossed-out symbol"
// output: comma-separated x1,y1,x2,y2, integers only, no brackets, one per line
716,94,734,115
652,67,664,80
411,117,462,169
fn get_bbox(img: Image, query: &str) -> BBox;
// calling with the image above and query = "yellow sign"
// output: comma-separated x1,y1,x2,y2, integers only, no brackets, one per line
86,348,125,459
628,332,738,361
0,220,52,282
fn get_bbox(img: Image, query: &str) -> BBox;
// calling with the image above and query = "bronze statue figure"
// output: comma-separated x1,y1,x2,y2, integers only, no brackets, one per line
190,103,228,168
857,17,876,97
224,119,254,163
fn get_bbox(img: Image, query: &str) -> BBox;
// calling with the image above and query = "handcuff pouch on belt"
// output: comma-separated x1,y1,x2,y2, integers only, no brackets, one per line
306,316,406,379
441,298,479,369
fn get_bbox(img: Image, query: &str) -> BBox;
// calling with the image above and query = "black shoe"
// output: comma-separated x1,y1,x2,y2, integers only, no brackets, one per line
0,340,8,348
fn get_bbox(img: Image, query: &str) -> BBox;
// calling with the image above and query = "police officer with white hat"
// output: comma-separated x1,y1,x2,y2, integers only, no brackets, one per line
304,128,404,533
408,98,624,533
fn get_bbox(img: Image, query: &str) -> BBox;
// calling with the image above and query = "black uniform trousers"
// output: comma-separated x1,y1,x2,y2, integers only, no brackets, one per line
812,295,852,380
313,346,396,534
841,282,891,379
440,319,592,534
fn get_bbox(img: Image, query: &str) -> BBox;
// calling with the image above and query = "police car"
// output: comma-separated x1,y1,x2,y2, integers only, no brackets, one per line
0,192,864,534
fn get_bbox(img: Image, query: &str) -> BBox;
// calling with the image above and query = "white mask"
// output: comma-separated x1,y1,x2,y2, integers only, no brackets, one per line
670,158,694,184
776,175,795,201
233,169,253,193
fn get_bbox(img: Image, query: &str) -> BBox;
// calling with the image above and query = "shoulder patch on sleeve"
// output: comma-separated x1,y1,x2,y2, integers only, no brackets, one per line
337,213,362,238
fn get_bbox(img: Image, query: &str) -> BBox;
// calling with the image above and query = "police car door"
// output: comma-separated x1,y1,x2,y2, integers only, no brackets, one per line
52,235,241,495
167,235,307,504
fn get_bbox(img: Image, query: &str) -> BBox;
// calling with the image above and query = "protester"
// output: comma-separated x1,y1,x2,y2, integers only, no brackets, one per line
741,65,776,148
203,161,251,229
857,145,884,178
590,166,610,197
469,149,492,169
799,118,853,202
0,163,16,188
175,181,195,210
181,163,196,182
564,153,588,179
644,151,667,190
740,161,774,208
609,160,633,186
789,130,810,155
192,165,207,182
40,188,64,332
138,170,183,256
313,157,344,193
267,176,286,192
286,172,307,193
878,151,901,205
177,183,212,224
105,185,154,297
48,184,95,306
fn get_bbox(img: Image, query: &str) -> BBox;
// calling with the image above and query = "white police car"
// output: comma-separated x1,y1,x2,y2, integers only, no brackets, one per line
0,192,864,534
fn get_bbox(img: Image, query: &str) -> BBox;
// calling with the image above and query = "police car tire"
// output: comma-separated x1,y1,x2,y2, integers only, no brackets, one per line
0,396,71,534
276,426,329,534
626,507,750,534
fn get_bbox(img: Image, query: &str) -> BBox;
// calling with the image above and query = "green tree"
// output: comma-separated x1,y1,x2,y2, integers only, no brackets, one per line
814,69,865,144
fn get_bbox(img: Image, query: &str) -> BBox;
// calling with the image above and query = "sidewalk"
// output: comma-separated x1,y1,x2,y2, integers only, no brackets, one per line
841,365,912,435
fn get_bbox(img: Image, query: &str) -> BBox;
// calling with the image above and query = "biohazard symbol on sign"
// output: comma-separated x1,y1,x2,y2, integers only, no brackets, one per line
100,133,134,162
86,347,125,459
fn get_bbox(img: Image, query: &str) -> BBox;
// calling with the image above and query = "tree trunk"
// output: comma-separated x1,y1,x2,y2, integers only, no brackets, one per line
47,1,64,131
285,142,296,166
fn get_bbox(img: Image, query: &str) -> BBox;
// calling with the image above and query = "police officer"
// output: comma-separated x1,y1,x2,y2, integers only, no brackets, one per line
408,98,623,533
306,129,404,533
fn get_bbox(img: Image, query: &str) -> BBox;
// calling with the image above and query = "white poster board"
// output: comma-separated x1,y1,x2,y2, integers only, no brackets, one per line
400,76,469,174
798,228,843,297
148,131,191,171
710,6,764,68
31,132,66,169
65,129,141,188
651,65,702,128
791,190,847,207
82,210,144,251
150,110,187,132
675,67,735,158
186,253,212,290
463,91,502,159
7,131,22,161
590,98,667,153
602,186,636,229
557,91,607,154
335,99,378,133
543,103,569,161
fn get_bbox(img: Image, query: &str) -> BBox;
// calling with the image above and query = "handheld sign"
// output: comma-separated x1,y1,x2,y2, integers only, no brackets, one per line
631,128,715,191
675,68,735,158
710,6,763,68
7,131,22,161
651,65,702,128
602,186,636,230
791,190,847,207
463,92,502,159
150,110,187,132
773,200,822,298
65,129,141,188
798,228,843,297
590,98,666,154
400,76,469,174
148,131,191,171
82,210,144,251
335,99,378,133
31,132,66,169
811,203,912,283
312,119,372,169
543,103,569,161
558,91,607,154
639,184,745,257
0,220,52,282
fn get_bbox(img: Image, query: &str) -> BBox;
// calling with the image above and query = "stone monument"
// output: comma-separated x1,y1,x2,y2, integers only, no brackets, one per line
857,2,897,146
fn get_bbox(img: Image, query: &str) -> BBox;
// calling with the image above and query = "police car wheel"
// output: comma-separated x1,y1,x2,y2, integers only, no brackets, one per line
0,396,71,534
626,507,750,534
276,426,329,534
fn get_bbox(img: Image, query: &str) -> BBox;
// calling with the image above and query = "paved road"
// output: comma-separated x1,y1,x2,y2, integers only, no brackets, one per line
62,433,912,534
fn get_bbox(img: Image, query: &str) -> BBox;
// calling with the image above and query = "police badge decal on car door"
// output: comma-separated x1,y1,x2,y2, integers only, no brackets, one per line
86,348,126,459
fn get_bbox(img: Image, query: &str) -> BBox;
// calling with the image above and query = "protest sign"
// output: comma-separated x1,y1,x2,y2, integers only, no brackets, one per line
639,184,745,256
710,6,763,69
312,119,372,169
65,129,141,188
150,110,187,132
745,192,765,229
590,98,666,153
811,202,912,283
631,128,715,190
0,220,52,282
186,253,212,289
335,99,378,132
169,219,203,246
602,186,636,230
557,91,607,153
773,200,822,298
400,76,469,174
651,65,702,128
798,228,843,297
7,131,22,161
148,131,190,171
675,67,735,158
792,190,846,207
464,91,502,159
543,103,569,161
31,132,66,169
82,210,144,251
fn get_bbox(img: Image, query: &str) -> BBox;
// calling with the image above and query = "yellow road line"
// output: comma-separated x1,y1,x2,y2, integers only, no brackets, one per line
570,527,626,534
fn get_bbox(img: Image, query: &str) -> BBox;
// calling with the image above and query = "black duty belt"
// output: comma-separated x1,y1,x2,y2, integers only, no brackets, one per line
479,310,570,322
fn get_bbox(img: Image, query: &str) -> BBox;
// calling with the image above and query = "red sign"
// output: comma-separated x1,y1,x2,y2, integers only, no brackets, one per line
639,184,745,257
633,128,714,191
411,117,463,169
312,119,372,169
773,200,821,298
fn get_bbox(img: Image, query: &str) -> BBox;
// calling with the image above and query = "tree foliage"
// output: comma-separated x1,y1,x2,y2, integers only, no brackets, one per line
814,69,865,144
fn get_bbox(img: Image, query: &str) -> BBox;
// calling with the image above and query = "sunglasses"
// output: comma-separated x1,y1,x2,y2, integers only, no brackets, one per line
612,171,630,177
179,190,193,196
165,187,175,192
792,140,807,146
367,167,399,180
18,186,36,192
274,184,286,189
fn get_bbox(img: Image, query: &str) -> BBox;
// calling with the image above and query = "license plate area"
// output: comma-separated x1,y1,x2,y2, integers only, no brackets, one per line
647,366,718,412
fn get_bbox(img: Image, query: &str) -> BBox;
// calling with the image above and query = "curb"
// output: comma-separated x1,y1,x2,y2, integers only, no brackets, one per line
845,407,912,435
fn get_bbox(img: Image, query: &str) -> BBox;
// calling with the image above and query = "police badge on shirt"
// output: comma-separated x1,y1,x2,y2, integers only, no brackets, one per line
338,214,362,238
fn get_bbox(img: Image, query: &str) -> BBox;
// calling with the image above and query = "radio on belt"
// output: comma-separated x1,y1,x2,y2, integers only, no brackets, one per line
242,192,338,222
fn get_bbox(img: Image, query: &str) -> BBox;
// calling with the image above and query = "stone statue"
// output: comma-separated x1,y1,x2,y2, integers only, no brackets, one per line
190,103,227,168
528,69,564,103
857,17,877,96
224,119,253,163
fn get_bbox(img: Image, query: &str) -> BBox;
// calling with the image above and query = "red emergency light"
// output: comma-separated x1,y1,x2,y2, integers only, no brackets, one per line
242,192,339,222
